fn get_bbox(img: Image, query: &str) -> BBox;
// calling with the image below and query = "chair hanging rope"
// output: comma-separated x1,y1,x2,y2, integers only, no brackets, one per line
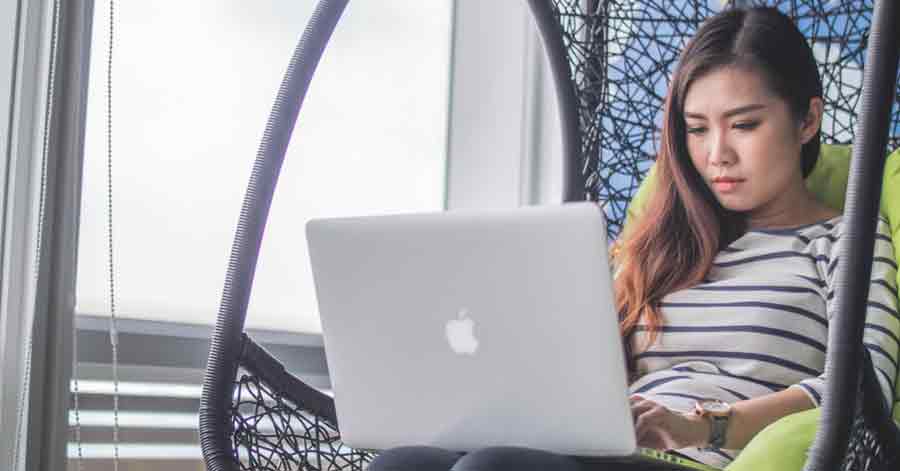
804,1,900,469
199,1,350,470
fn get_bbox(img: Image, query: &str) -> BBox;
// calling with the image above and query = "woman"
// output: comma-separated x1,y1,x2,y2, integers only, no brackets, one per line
368,6,899,470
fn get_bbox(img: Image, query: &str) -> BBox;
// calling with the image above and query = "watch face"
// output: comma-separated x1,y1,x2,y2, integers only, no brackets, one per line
701,400,730,414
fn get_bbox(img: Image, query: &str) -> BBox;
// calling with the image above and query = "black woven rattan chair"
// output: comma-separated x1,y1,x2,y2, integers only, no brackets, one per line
199,1,900,470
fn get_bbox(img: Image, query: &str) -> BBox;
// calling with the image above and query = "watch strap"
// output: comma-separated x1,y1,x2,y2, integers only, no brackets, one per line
706,414,729,450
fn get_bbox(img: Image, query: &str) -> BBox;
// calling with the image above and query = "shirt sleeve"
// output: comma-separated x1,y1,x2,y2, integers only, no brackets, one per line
789,218,899,408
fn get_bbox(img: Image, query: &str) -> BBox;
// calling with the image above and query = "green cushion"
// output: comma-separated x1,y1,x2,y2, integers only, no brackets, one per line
623,144,900,468
725,408,819,471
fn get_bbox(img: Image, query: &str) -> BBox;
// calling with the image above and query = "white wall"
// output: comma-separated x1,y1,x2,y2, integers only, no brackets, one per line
446,0,562,210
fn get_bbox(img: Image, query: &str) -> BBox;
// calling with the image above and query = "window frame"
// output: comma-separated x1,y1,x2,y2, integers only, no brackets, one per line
1,0,93,469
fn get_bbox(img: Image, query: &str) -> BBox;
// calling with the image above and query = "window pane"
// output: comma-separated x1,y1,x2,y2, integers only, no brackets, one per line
76,1,452,333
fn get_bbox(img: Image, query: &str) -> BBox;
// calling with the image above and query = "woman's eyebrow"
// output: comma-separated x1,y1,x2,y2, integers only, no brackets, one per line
684,103,767,120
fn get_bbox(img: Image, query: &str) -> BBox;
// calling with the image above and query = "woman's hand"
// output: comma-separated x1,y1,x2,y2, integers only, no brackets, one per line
630,395,710,450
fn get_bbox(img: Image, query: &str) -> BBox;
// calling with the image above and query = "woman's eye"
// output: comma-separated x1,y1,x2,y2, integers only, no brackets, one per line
686,126,706,135
734,121,759,130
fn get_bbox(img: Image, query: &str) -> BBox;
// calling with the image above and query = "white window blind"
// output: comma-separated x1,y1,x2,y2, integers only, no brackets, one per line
75,1,453,333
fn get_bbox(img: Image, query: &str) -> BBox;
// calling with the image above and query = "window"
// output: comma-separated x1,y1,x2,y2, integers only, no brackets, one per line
75,0,454,334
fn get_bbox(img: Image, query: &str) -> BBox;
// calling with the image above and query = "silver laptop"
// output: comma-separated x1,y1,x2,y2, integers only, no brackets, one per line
306,202,714,469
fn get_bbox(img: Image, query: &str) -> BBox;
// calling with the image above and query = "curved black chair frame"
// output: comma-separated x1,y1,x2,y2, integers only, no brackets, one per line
199,1,900,470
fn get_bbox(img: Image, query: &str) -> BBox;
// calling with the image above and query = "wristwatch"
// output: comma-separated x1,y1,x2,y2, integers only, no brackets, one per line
694,399,732,450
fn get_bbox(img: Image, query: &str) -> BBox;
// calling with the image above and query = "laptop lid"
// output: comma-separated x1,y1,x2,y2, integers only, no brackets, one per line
305,202,635,456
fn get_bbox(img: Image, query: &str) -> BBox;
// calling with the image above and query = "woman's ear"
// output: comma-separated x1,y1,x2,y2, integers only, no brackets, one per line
799,97,824,145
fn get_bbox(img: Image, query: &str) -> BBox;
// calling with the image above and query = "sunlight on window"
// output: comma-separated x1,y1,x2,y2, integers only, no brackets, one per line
76,1,452,333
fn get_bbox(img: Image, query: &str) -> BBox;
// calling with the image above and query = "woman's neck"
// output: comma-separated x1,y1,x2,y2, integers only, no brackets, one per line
745,183,835,230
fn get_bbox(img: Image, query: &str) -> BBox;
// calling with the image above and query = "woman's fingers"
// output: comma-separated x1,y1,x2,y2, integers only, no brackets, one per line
629,396,688,450
633,401,681,450
630,398,658,421
636,417,667,450
634,403,667,433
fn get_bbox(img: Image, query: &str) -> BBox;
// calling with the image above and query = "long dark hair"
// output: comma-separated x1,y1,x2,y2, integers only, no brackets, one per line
613,7,824,366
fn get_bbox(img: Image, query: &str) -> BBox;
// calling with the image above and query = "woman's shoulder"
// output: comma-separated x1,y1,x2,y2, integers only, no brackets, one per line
800,212,895,264
811,212,893,239
797,206,842,235
727,211,843,257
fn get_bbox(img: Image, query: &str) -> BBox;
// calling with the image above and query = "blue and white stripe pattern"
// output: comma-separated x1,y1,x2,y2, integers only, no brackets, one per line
628,216,899,468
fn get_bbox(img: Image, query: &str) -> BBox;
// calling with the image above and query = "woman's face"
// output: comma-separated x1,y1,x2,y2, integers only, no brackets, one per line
682,66,818,217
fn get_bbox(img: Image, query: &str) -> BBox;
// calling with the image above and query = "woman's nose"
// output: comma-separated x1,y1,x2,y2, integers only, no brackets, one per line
708,133,735,167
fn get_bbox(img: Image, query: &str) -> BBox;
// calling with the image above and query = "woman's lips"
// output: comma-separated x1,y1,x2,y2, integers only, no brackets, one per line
712,177,744,193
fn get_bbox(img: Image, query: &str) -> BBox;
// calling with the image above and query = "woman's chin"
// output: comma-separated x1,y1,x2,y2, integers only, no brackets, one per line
715,195,755,213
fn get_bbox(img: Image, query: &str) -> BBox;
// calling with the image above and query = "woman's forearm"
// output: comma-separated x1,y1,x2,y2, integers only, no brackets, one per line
723,387,815,449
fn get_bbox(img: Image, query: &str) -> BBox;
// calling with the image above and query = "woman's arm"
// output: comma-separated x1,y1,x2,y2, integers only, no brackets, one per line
717,386,814,449
791,218,899,410
631,387,815,450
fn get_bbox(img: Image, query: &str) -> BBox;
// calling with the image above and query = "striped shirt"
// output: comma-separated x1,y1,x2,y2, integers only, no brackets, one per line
627,216,899,468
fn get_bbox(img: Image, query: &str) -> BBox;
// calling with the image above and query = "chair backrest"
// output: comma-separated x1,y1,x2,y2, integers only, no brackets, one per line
560,0,900,239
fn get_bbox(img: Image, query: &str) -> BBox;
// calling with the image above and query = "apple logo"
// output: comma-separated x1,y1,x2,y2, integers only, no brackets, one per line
445,308,479,355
